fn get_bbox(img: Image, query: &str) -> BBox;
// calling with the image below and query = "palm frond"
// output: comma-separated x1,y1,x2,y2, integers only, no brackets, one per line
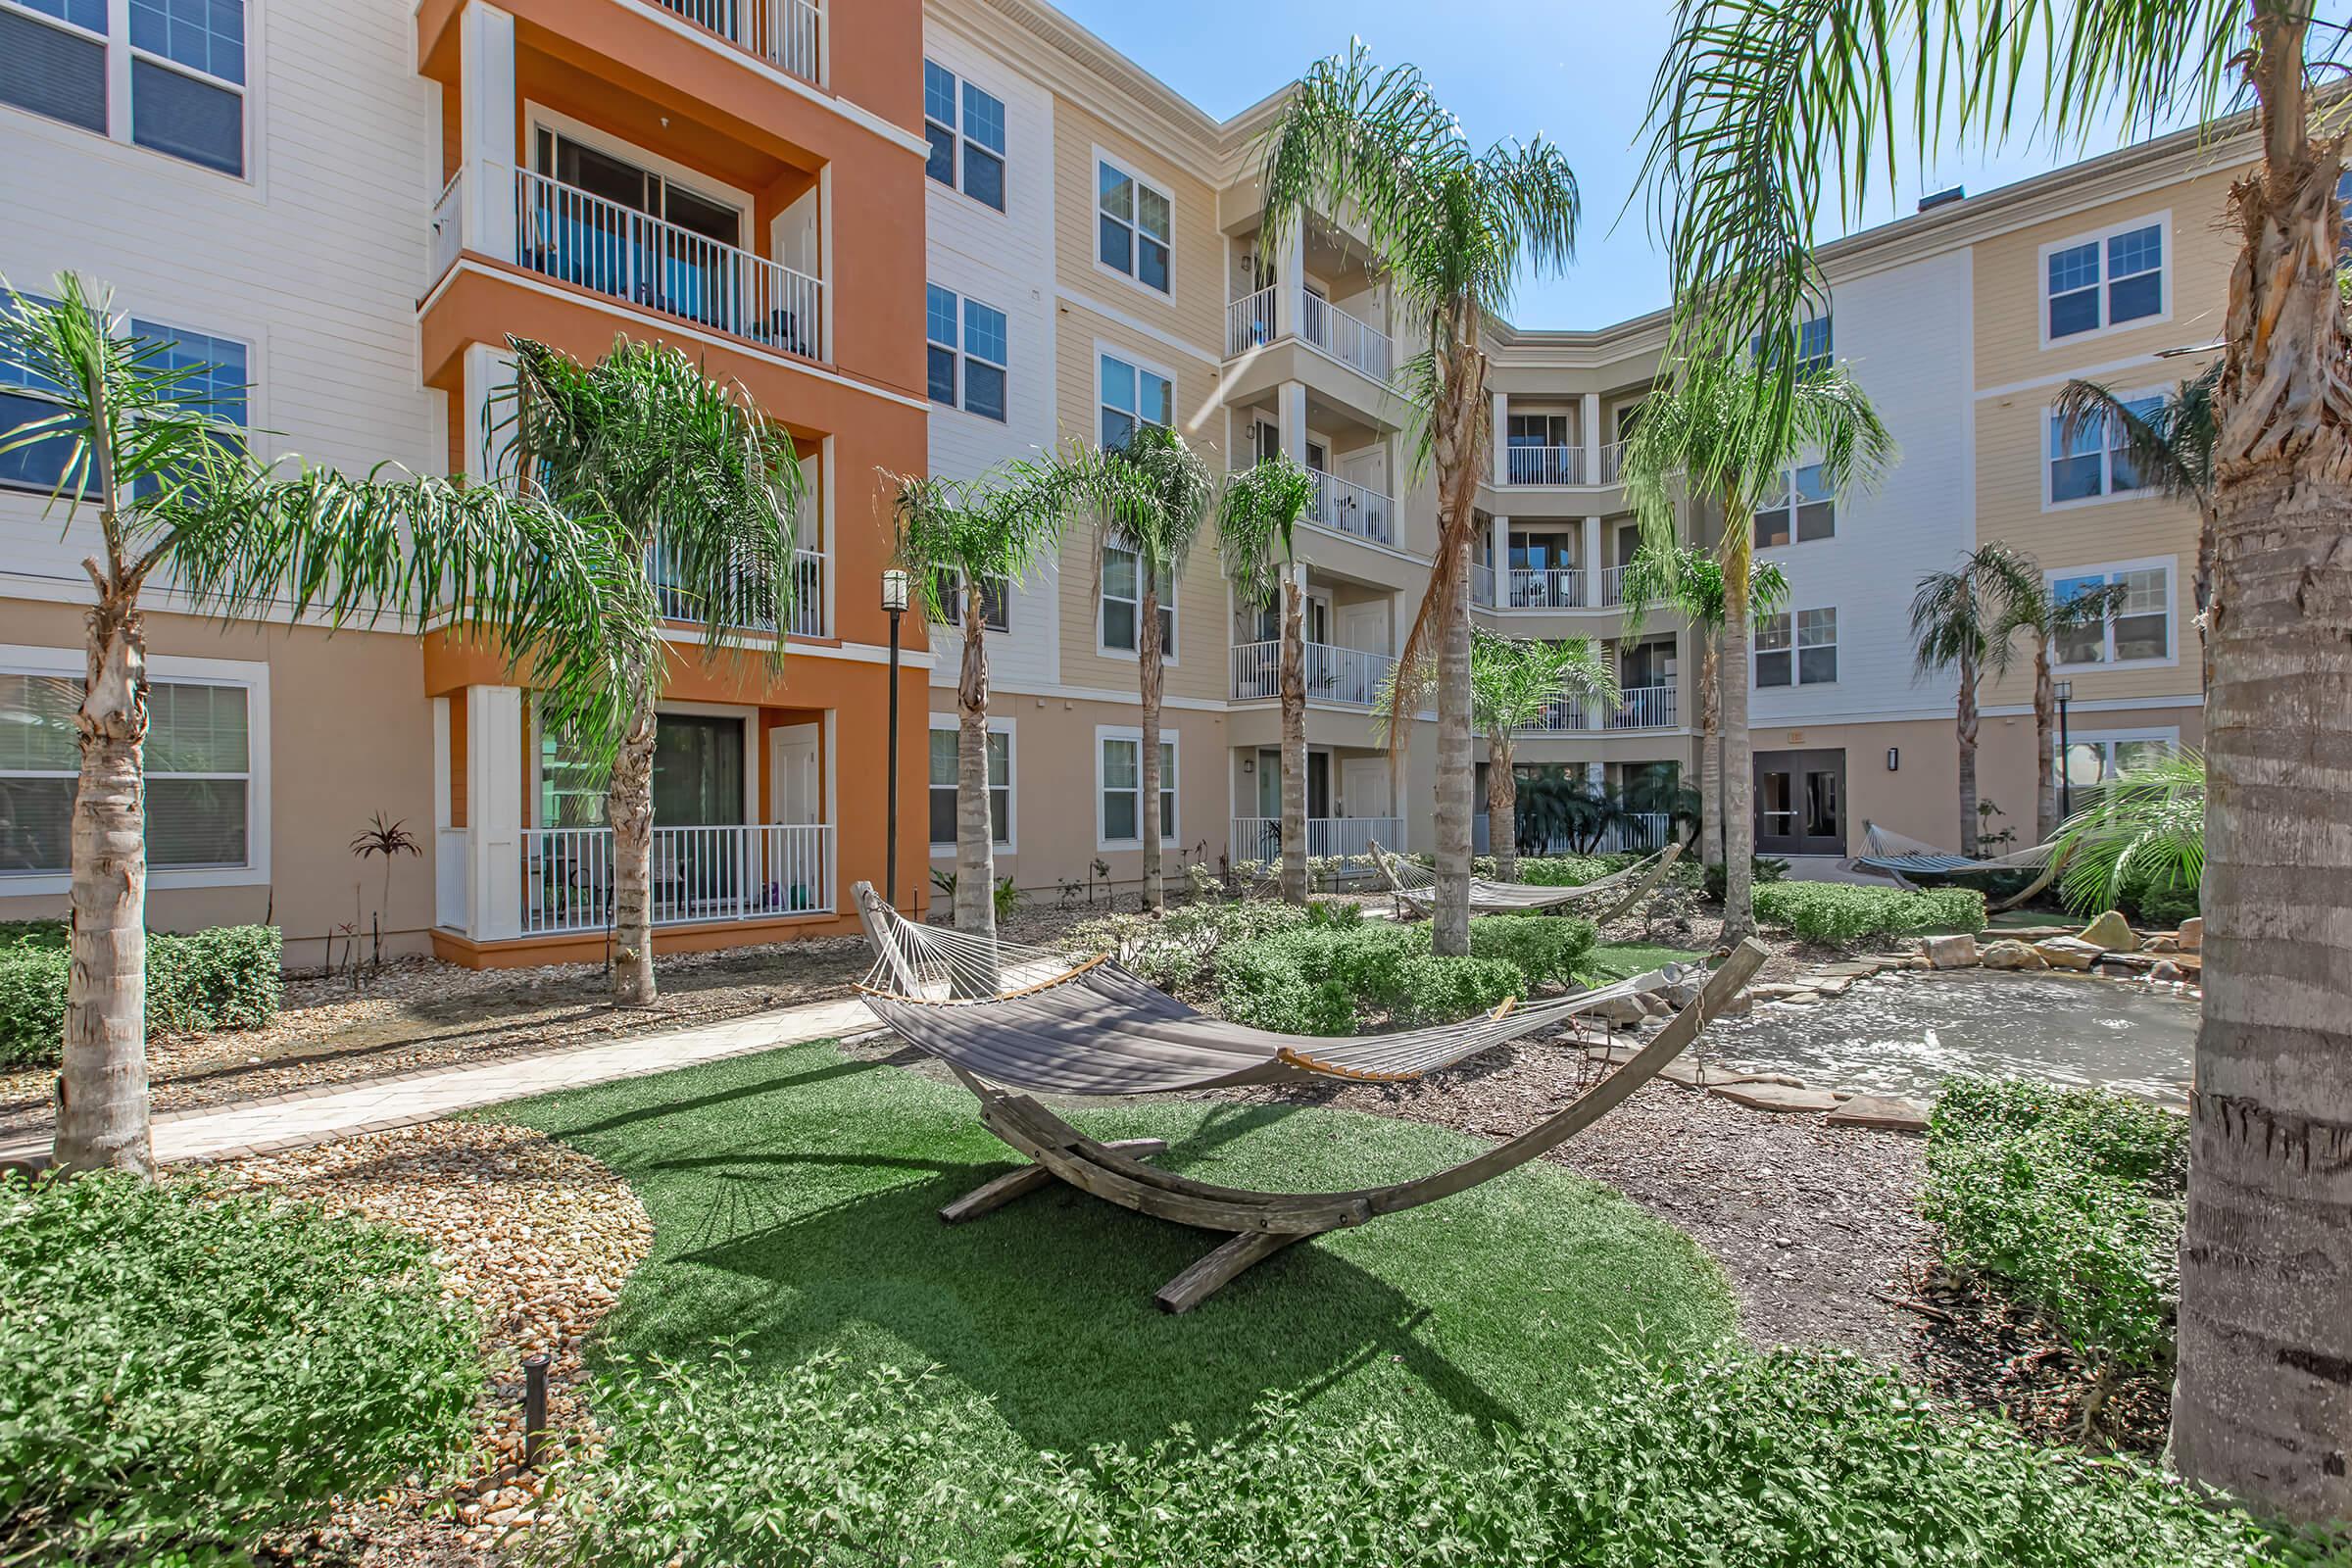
1910,542,2041,681
2051,367,2217,506
1217,453,1316,611
1470,627,1621,733
2052,747,2205,913
884,461,1080,624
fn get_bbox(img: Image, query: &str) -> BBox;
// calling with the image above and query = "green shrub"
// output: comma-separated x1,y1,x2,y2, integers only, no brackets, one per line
1923,1079,2188,1379
1071,901,1320,995
1702,854,1789,903
1391,954,1522,1026
0,924,281,1068
1213,933,1363,1036
2120,866,2200,928
1516,854,1617,887
0,919,69,952
1467,914,1595,988
1751,882,1986,944
0,1170,481,1566
1008,1348,2304,1567
1213,916,1587,1035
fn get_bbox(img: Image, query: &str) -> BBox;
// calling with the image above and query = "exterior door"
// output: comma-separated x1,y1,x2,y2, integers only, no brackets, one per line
1753,748,1846,857
1342,757,1392,822
1337,599,1387,656
767,723,820,824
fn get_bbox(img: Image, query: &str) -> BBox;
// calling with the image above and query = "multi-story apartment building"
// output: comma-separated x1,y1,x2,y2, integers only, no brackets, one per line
0,0,2224,961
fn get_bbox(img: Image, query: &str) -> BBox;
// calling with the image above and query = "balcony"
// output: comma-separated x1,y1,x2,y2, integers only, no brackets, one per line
1504,566,1588,610
1609,685,1678,730
1226,286,1394,383
520,822,834,935
1307,469,1394,546
1477,812,1672,856
1231,639,1397,707
1473,562,1495,607
1597,441,1625,485
1505,444,1583,486
1231,815,1402,865
1597,564,1629,607
650,0,824,87
651,541,829,639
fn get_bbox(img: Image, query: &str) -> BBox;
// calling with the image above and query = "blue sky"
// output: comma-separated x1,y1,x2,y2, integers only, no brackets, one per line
1050,0,2219,329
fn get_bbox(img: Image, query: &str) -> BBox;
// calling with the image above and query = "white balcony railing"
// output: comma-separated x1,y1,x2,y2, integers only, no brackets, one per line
1597,564,1630,607
1472,562,1496,607
1609,685,1678,730
514,167,825,359
435,826,468,931
1597,440,1625,485
1231,816,1402,866
1505,566,1587,609
1307,469,1394,546
428,168,466,285
650,543,829,638
1522,695,1588,733
1478,812,1673,857
1223,285,1394,382
521,822,834,935
1505,445,1583,486
1230,639,1397,707
654,0,823,85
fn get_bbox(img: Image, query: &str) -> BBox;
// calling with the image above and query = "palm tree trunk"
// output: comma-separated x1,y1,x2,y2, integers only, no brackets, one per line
1699,627,1723,868
955,598,996,939
2033,646,2058,846
1433,548,1473,955
1718,527,1755,944
1956,648,1980,858
1278,574,1307,904
54,582,154,1176
1490,734,1518,881
608,693,658,1006
1138,566,1165,915
2172,18,2352,1519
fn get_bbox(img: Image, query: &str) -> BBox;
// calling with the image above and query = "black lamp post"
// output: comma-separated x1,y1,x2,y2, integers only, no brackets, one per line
882,568,909,907
2055,678,2076,820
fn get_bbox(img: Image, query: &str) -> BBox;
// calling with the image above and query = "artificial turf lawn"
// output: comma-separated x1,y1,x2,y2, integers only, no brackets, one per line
1578,940,1704,984
489,1035,1738,1465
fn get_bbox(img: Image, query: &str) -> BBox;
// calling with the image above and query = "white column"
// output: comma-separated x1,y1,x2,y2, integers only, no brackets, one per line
1491,514,1510,605
1491,391,1509,485
1278,381,1311,525
1582,514,1603,602
461,3,518,263
467,685,526,942
1274,227,1305,339
462,343,516,483
1586,641,1610,733
1581,391,1602,484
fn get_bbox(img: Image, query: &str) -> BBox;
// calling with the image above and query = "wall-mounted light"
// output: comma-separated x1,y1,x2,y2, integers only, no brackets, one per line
1241,757,1254,774
1886,748,1900,771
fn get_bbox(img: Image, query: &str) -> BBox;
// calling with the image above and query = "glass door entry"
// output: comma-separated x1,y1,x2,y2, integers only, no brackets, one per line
1753,748,1846,857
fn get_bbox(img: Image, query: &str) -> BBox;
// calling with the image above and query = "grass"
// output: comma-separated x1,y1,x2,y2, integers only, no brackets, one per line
1579,940,1703,984
489,1039,1737,1474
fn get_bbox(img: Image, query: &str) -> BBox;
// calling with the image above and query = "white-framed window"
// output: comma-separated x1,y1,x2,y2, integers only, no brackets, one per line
1097,726,1177,849
923,285,1006,422
2045,392,2159,506
1101,544,1176,660
0,0,249,176
2060,728,2180,789
1755,607,1837,687
928,716,1012,851
0,647,268,890
2,305,248,495
930,571,1009,632
1752,462,1833,547
921,58,1005,212
1097,154,1171,295
2050,560,2174,667
1751,312,1832,376
1098,349,1171,450
2042,215,2166,342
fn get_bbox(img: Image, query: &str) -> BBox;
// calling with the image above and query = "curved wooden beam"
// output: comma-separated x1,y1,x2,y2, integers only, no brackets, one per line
1591,840,1685,926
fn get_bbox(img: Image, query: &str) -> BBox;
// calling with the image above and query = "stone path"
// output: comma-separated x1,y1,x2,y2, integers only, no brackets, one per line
0,997,873,1170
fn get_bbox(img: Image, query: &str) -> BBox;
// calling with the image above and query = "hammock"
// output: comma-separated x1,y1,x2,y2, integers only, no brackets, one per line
849,881,1767,1311
1852,821,2066,911
1369,839,1683,924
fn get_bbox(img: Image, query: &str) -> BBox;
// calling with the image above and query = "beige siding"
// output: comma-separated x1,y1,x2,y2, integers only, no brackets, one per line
1051,98,1225,352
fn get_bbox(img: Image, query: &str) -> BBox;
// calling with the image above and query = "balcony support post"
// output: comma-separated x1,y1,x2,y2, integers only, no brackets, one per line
1491,392,1508,485
1580,392,1601,487
467,685,526,942
1582,515,1602,603
458,3,517,263
1491,514,1510,602
1274,228,1305,335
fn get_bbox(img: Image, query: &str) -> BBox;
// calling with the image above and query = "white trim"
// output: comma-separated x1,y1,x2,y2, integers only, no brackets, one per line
524,101,758,220
2036,209,2172,350
1981,692,2201,719
2058,724,2183,786
922,55,1010,216
2039,383,2167,512
0,0,260,188
1753,606,1838,689
0,643,270,895
1090,145,1174,302
1095,722,1179,850
924,711,1015,855
1974,348,2188,402
1058,283,1221,368
616,0,931,158
2045,555,2180,672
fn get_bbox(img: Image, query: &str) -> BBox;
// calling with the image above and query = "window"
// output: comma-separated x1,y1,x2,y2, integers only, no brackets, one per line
1098,351,1171,450
6,0,249,174
2052,563,2172,665
0,306,245,496
1101,544,1176,657
1507,412,1570,449
1,1,107,134
1098,157,1171,294
1099,730,1176,847
1752,463,1833,547
924,285,1006,421
0,291,94,496
0,670,251,876
2045,220,2164,340
2061,731,2179,789
1795,314,1833,376
2048,394,2160,504
931,571,1009,632
920,60,1006,212
1755,608,1837,687
929,722,1010,848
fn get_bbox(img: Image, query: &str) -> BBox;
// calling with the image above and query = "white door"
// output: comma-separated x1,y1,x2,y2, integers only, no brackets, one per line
768,724,820,824
1338,600,1388,657
1339,447,1386,496
1342,757,1393,822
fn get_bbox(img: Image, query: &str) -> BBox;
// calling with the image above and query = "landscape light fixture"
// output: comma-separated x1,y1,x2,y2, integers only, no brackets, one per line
882,570,910,905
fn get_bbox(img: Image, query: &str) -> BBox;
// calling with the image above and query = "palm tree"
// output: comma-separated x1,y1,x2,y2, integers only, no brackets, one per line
1620,359,1891,940
1618,542,1788,871
0,275,656,1176
2050,747,2205,917
1908,544,2043,857
886,464,1075,938
1087,423,1213,915
496,336,805,1009
1469,628,1619,880
1217,453,1319,903
1620,760,1703,850
2053,367,2219,679
1260,43,1581,956
1999,569,2133,846
1640,4,2350,1511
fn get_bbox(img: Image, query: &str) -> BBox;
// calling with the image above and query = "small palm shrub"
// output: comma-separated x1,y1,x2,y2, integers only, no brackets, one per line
1752,883,1985,944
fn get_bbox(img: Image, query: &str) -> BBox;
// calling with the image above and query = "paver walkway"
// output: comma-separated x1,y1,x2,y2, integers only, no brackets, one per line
0,996,875,1170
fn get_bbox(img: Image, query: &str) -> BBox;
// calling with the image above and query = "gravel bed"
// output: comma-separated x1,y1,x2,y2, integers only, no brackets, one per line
215,1121,654,1567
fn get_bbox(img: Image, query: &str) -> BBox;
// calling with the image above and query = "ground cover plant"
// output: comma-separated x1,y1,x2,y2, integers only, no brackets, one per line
1214,914,1598,1035
0,920,281,1066
1751,882,1985,945
0,1170,480,1565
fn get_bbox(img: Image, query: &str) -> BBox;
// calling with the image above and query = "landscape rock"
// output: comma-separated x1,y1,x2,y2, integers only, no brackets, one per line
1922,934,1980,970
1589,995,1651,1026
2178,917,2203,951
1823,1094,1933,1133
1980,939,2048,971
2148,959,2184,982
2034,937,2104,971
1778,990,1825,1005
2142,935,2180,955
2075,909,2135,952
1665,980,1705,1009
1706,1082,1847,1114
